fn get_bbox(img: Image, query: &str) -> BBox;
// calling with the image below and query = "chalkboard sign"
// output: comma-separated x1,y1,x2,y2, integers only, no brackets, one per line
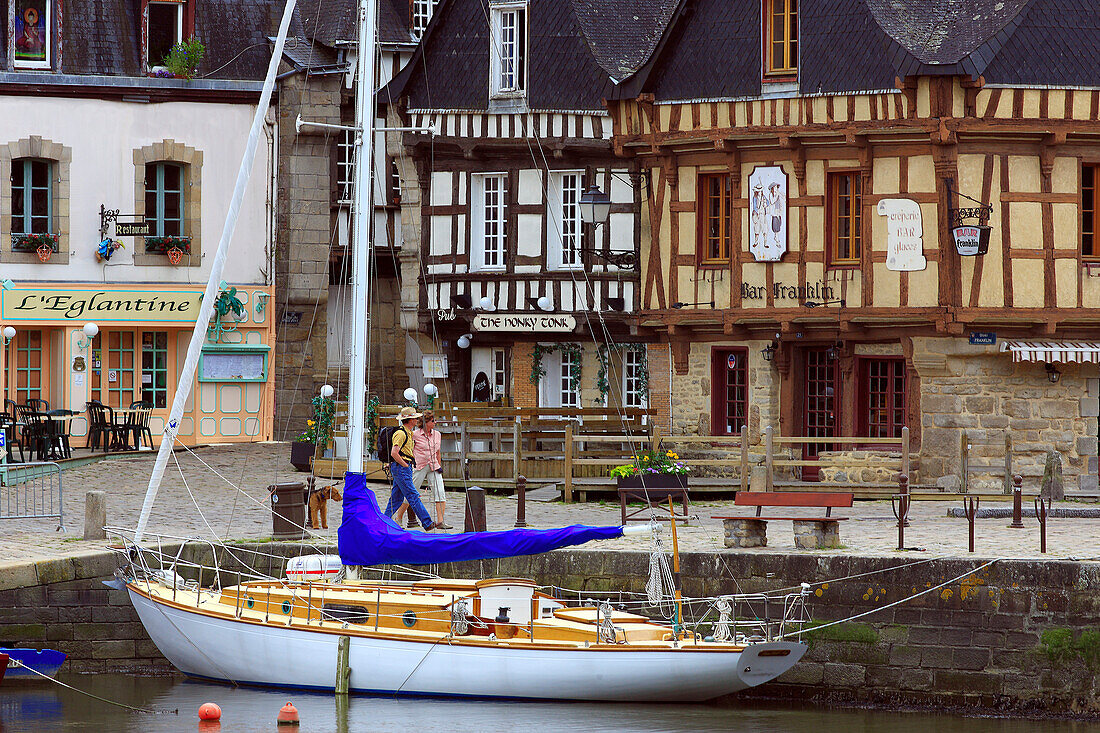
199,346,269,382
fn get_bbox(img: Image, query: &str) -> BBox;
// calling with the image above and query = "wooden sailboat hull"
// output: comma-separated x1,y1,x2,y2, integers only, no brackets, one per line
128,585,805,701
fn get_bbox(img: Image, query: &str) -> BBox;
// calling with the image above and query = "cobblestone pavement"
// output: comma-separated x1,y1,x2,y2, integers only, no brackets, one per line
2,443,1098,565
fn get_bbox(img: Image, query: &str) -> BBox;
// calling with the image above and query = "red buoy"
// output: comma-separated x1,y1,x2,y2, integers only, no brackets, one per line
198,703,222,721
277,702,300,726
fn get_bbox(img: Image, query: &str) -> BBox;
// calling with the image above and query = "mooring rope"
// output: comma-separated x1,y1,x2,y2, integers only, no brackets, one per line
6,659,178,715
778,558,1001,640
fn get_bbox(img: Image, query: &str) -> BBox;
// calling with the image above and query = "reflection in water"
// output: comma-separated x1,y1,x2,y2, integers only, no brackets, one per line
0,674,1096,733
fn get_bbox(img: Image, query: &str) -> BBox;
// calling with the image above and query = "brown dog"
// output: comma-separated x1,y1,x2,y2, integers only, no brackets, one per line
308,484,343,529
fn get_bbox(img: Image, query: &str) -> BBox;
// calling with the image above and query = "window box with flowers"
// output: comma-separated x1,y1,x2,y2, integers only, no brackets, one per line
12,232,60,257
145,235,192,264
610,448,690,491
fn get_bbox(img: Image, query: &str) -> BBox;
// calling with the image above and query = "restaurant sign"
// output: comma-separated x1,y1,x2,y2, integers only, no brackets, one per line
1,288,203,322
473,313,577,333
115,221,151,236
952,225,991,256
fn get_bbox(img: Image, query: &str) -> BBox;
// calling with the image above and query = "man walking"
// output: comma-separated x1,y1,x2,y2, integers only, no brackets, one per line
383,407,439,531
395,410,451,529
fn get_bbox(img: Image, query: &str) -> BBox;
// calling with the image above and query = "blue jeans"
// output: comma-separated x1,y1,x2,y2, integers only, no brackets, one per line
385,462,433,529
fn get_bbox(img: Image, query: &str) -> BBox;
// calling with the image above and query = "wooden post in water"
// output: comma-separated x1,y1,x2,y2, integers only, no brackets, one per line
564,422,574,504
335,635,351,696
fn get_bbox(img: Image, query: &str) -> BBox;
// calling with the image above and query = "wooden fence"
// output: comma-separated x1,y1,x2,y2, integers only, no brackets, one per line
312,403,920,500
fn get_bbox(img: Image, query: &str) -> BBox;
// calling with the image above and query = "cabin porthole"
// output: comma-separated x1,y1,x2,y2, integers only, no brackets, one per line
282,600,292,615
246,596,255,609
402,611,417,628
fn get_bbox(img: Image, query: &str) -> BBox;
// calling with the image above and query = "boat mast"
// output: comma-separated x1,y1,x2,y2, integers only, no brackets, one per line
134,0,299,542
346,0,378,474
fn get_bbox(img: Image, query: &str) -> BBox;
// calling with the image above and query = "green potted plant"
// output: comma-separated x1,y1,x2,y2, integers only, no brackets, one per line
160,38,206,80
290,395,336,471
611,448,690,491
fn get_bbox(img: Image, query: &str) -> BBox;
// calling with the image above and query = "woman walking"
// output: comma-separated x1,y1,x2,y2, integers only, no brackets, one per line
394,410,451,529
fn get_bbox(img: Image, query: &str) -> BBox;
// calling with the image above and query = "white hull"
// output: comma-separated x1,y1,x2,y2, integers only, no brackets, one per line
128,586,805,702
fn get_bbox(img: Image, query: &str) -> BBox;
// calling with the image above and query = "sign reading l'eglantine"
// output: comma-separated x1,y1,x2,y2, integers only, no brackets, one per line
1,289,203,322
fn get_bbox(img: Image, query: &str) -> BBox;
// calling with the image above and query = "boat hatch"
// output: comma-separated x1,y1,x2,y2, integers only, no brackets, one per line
757,649,791,657
322,604,371,624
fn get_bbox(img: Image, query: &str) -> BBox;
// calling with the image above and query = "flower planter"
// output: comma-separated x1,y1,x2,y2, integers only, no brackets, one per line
290,440,316,472
615,474,688,491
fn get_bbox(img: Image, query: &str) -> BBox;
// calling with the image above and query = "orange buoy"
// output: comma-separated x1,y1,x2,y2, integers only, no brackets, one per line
277,702,300,726
198,703,222,721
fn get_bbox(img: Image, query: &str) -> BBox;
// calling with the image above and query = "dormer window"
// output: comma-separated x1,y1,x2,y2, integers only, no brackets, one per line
766,0,798,76
490,3,527,99
147,1,183,67
13,0,52,70
411,0,440,39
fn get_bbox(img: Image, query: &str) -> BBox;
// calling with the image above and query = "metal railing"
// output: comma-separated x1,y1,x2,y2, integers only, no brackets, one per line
0,461,63,530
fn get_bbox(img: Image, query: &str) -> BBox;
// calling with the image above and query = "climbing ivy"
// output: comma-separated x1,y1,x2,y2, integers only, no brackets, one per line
365,395,380,453
530,343,584,398
594,343,649,406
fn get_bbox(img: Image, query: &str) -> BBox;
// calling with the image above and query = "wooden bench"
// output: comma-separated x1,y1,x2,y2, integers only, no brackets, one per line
617,483,690,524
713,492,854,549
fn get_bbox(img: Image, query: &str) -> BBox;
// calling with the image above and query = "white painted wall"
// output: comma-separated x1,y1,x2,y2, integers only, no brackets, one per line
0,94,272,285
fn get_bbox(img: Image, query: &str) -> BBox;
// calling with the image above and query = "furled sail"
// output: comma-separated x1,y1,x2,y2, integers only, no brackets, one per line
337,472,624,566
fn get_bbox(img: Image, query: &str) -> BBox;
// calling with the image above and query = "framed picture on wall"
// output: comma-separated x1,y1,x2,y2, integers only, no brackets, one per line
747,165,788,262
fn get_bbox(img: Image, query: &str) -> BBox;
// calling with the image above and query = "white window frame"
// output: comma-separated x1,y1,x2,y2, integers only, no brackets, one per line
412,0,439,39
489,3,527,99
146,1,184,69
13,0,52,70
560,349,580,408
336,129,354,205
471,173,507,271
548,171,583,271
491,348,508,401
623,348,647,409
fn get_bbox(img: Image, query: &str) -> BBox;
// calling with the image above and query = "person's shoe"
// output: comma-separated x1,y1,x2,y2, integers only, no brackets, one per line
425,521,441,531
438,523,454,530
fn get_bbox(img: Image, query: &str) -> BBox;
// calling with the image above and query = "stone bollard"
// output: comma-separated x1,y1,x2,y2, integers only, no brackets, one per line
1010,474,1024,529
1041,451,1064,501
84,490,106,540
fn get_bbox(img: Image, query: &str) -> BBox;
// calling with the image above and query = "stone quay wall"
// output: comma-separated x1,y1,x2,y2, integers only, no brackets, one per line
2,546,1097,716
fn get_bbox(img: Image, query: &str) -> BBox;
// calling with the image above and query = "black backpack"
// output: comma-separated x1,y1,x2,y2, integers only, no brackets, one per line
376,426,411,465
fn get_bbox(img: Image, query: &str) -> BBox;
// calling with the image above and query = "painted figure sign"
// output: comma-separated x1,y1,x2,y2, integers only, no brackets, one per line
748,166,787,262
14,1,49,67
877,198,927,272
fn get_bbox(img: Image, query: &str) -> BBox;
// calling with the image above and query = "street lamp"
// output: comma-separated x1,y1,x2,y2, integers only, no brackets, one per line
77,322,99,350
579,185,611,226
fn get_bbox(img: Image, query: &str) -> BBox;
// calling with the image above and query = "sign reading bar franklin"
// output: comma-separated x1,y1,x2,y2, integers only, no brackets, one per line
473,313,577,333
1,289,203,322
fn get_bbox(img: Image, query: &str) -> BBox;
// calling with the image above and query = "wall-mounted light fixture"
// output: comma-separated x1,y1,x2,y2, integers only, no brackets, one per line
478,296,496,312
255,292,269,313
525,296,554,312
606,297,625,312
1045,362,1061,384
2,326,15,346
76,322,99,350
761,333,779,363
579,185,611,227
452,293,473,309
320,384,334,398
826,341,841,362
457,334,472,349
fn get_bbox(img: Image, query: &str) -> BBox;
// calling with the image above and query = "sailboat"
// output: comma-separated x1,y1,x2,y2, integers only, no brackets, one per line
117,0,808,701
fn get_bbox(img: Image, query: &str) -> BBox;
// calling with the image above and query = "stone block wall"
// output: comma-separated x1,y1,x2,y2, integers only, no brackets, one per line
914,337,1096,492
274,73,342,439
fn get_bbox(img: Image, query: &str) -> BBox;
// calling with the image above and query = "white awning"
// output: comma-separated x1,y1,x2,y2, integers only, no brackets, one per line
999,341,1100,363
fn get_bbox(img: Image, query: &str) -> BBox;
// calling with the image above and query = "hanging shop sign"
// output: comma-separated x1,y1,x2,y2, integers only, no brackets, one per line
473,313,577,333
115,221,150,236
952,225,992,257
877,198,927,272
1,288,202,322
747,165,788,262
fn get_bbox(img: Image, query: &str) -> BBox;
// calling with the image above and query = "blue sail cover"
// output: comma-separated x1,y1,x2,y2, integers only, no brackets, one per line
337,472,624,566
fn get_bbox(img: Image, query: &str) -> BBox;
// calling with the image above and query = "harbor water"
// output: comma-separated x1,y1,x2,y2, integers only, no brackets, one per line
1,674,1097,732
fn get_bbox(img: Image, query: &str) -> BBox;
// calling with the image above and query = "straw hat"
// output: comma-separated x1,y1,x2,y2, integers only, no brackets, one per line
396,406,423,422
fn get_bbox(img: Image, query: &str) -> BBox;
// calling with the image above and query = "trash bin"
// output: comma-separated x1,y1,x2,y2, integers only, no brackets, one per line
269,482,308,540
464,485,486,533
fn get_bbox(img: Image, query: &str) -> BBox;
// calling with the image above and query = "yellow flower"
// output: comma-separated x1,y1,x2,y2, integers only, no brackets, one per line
307,420,315,426
641,455,649,462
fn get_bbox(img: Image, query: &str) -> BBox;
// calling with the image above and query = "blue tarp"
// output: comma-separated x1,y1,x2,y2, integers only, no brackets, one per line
337,472,624,566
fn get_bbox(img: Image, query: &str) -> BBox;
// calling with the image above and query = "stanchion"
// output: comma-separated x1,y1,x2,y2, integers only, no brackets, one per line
963,496,980,553
1009,474,1024,529
890,494,910,551
1033,496,1048,554
514,475,528,528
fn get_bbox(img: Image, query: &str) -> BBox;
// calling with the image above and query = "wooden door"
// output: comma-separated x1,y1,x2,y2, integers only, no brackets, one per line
711,348,747,435
12,330,45,403
801,348,837,480
90,331,137,407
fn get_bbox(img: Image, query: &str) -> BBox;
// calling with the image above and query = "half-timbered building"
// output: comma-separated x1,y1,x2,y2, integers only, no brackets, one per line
383,0,674,412
608,0,1100,491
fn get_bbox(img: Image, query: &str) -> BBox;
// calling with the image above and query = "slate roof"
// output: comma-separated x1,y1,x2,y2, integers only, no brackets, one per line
388,0,669,112
621,0,1100,101
297,0,413,48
